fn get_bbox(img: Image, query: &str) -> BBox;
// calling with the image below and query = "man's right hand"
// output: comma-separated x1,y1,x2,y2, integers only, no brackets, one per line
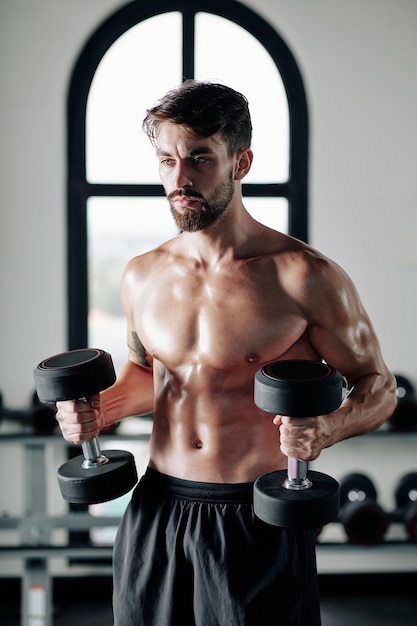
55,393,104,444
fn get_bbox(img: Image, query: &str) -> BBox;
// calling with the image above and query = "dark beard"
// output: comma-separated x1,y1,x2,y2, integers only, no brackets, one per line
168,172,235,232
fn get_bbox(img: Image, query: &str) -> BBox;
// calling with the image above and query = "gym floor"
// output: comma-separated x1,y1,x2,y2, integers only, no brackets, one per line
2,573,417,625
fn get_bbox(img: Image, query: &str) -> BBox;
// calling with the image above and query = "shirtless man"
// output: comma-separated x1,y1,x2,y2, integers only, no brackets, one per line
57,80,396,625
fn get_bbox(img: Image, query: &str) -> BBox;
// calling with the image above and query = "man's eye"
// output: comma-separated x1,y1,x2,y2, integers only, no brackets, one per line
193,157,208,165
161,158,173,166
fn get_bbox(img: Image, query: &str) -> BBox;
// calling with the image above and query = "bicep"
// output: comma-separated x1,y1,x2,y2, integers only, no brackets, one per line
309,310,382,386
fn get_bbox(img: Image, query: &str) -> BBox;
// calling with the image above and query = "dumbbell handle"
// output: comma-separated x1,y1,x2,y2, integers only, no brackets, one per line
81,438,109,469
285,457,312,490
78,397,109,469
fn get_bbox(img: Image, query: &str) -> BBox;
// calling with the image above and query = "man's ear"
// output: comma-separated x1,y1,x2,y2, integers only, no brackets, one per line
234,149,253,180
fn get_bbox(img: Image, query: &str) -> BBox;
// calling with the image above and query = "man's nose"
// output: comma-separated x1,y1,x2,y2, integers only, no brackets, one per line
173,161,193,188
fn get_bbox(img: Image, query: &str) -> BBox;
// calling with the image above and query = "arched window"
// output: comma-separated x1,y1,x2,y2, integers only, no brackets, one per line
67,0,308,369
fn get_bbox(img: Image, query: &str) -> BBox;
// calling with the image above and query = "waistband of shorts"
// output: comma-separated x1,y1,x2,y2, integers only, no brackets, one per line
141,467,254,504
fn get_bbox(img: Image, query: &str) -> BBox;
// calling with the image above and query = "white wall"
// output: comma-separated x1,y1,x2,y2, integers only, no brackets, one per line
1,0,416,407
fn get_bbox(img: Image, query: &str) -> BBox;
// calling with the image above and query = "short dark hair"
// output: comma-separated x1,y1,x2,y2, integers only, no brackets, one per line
142,80,252,156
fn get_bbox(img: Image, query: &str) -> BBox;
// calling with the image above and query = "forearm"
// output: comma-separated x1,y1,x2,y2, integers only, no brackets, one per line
100,360,154,427
326,369,397,447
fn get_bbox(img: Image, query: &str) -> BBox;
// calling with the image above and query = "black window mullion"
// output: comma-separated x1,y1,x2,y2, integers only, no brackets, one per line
86,183,165,197
182,7,195,79
83,182,290,198
67,184,89,349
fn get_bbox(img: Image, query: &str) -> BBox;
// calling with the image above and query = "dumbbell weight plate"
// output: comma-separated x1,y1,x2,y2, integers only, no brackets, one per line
339,473,377,507
338,473,388,544
389,376,417,432
29,403,58,434
34,348,116,403
395,472,417,509
58,449,137,504
339,501,389,545
254,360,344,417
404,503,417,542
254,470,340,529
394,374,415,400
394,473,417,542
388,398,417,432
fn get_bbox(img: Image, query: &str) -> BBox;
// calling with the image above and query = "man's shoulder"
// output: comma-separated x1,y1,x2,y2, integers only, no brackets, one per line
261,230,327,269
120,240,182,311
124,237,181,275
262,232,348,300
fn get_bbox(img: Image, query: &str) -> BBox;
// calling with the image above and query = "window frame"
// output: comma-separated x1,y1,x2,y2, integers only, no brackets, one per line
67,0,309,349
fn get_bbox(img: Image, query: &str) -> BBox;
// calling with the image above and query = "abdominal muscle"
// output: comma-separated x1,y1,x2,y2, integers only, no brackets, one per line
148,361,287,483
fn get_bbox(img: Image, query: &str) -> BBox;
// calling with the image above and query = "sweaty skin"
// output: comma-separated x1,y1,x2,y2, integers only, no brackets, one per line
56,123,396,483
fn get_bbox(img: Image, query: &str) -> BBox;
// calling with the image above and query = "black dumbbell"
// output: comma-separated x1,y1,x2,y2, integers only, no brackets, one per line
338,472,389,544
388,374,417,432
253,360,343,529
30,391,60,433
394,374,415,400
395,472,417,542
34,348,138,504
0,390,58,434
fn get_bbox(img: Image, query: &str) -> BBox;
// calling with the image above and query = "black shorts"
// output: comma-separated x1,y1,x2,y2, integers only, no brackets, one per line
113,468,321,626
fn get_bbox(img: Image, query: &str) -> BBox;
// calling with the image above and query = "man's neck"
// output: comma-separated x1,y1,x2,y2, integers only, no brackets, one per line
178,204,264,268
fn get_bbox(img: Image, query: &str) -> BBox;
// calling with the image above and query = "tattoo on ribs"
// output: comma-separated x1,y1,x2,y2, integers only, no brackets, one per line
129,331,151,367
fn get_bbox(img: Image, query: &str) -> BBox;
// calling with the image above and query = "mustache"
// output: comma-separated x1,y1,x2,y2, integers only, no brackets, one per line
167,189,204,202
